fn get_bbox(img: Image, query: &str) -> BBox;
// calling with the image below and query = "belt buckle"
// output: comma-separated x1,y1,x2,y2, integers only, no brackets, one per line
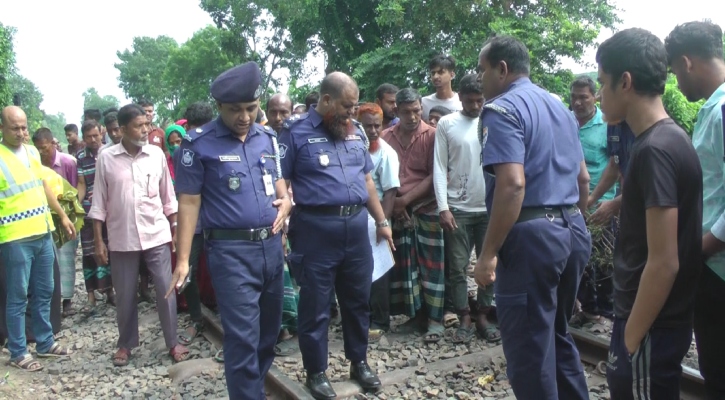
259,228,269,240
341,205,351,216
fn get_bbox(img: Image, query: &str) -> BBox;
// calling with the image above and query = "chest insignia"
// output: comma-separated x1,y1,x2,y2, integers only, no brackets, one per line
278,143,288,159
308,137,328,144
228,175,241,191
344,135,361,141
181,149,194,167
319,154,330,167
219,155,241,162
609,136,620,142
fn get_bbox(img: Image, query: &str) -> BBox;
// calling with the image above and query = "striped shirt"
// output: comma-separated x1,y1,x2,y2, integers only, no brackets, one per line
76,148,98,212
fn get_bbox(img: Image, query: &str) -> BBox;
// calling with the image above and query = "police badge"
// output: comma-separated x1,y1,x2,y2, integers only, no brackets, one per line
254,85,264,99
319,154,330,167
228,175,241,191
181,149,194,167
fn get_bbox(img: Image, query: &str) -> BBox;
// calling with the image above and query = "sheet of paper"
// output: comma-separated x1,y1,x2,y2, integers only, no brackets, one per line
368,215,395,282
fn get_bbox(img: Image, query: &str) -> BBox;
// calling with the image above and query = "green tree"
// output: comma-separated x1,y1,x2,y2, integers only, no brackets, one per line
200,0,310,97
164,26,238,120
9,73,44,132
0,22,15,108
42,112,68,145
206,0,619,100
115,36,179,119
82,87,120,117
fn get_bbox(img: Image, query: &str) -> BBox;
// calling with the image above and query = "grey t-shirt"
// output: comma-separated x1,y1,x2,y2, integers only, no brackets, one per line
421,93,462,121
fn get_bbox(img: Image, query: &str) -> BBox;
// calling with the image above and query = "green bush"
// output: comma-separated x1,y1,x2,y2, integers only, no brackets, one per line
662,74,704,136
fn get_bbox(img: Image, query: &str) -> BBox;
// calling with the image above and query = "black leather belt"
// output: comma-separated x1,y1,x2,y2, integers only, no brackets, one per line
516,205,580,223
296,204,365,217
203,227,273,241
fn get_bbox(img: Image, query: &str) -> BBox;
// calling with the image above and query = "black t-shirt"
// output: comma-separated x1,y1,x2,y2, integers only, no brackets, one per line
613,119,703,327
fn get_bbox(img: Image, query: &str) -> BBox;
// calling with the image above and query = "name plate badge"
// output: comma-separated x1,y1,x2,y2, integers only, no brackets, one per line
219,155,241,162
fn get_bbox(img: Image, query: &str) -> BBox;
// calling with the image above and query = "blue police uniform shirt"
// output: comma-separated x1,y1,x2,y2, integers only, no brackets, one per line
278,107,374,206
174,117,280,229
481,78,583,210
606,121,635,177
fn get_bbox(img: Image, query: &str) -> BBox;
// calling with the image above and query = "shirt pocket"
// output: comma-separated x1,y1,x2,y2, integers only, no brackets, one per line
214,162,246,193
146,172,160,198
342,140,366,167
304,143,339,167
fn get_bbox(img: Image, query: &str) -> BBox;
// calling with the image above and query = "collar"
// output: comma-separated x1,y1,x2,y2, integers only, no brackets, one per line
81,147,98,159
308,107,323,128
214,117,261,138
108,142,151,157
580,107,604,130
506,77,532,92
701,82,725,110
52,150,62,167
391,120,432,144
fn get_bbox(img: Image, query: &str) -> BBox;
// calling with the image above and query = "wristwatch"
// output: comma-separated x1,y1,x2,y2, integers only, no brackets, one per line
375,220,390,228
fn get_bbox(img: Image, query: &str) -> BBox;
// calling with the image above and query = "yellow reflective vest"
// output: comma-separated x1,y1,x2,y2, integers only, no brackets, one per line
0,143,54,243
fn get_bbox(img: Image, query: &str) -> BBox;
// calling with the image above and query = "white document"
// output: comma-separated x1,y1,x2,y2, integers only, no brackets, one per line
368,215,395,282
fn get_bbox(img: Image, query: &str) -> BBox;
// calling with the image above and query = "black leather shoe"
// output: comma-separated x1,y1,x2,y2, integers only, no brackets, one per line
350,361,382,392
306,371,336,400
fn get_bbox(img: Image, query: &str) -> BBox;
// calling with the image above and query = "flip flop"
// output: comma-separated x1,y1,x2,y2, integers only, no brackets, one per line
443,312,460,329
178,322,204,346
113,348,130,367
368,329,385,343
169,344,190,363
274,339,299,356
450,325,476,344
213,348,224,363
423,324,445,343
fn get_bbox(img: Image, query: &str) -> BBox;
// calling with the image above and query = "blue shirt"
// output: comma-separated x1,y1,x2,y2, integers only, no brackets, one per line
174,118,280,230
279,108,374,206
481,78,583,210
693,82,725,281
606,121,635,178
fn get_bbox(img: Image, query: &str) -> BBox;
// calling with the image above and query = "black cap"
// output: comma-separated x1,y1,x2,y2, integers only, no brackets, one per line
210,62,263,103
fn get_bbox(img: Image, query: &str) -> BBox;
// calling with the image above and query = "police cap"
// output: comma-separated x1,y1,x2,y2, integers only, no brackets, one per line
210,62,264,103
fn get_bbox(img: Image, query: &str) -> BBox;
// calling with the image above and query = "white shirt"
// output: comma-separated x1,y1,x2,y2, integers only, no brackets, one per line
433,112,487,213
421,92,463,120
370,138,401,201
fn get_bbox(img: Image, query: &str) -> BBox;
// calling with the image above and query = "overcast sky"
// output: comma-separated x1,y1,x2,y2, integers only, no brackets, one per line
2,0,724,124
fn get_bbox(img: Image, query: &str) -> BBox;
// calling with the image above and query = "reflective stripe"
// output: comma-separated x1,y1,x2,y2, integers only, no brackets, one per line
0,154,17,186
0,205,49,225
0,178,42,199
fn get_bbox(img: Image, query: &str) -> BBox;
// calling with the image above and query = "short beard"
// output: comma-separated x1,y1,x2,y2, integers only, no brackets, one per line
368,139,380,153
322,112,355,140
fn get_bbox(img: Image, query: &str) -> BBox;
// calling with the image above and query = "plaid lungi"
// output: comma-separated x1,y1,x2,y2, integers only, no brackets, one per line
389,212,446,322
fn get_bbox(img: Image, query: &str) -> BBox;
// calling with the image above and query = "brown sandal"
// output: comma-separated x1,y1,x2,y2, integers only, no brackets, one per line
169,344,190,363
113,348,131,367
10,354,43,372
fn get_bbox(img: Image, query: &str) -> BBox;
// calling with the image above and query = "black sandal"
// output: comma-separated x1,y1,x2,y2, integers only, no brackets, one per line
450,325,476,344
178,322,204,346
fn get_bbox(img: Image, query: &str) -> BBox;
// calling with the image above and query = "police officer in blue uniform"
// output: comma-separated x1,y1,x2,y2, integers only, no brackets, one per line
474,36,592,400
167,61,292,400
279,72,394,400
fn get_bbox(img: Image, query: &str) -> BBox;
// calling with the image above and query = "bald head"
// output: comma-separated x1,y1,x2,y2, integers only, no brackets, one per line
320,72,358,99
316,72,360,121
266,93,293,133
1,106,29,148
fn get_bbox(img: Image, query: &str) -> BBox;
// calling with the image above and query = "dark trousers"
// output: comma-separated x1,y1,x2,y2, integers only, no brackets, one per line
288,208,373,374
370,269,390,330
184,234,204,323
496,210,590,400
576,217,615,318
694,265,725,399
607,318,692,400
206,235,284,400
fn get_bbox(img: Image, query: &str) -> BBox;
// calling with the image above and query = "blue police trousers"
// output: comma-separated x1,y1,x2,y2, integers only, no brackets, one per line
287,208,373,374
206,235,284,400
496,210,591,400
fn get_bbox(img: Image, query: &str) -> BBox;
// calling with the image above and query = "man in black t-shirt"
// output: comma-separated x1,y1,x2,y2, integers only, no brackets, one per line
596,29,703,400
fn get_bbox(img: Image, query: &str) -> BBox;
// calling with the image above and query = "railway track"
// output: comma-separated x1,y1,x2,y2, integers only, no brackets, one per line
201,305,707,399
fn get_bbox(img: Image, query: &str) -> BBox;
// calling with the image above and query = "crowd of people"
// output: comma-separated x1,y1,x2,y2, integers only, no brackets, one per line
1,19,725,400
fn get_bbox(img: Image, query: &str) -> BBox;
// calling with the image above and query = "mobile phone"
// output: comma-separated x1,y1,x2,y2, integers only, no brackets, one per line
177,275,191,293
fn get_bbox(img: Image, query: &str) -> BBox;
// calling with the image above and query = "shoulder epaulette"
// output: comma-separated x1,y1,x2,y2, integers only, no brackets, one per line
352,119,370,150
262,124,277,137
184,123,213,142
282,113,307,130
